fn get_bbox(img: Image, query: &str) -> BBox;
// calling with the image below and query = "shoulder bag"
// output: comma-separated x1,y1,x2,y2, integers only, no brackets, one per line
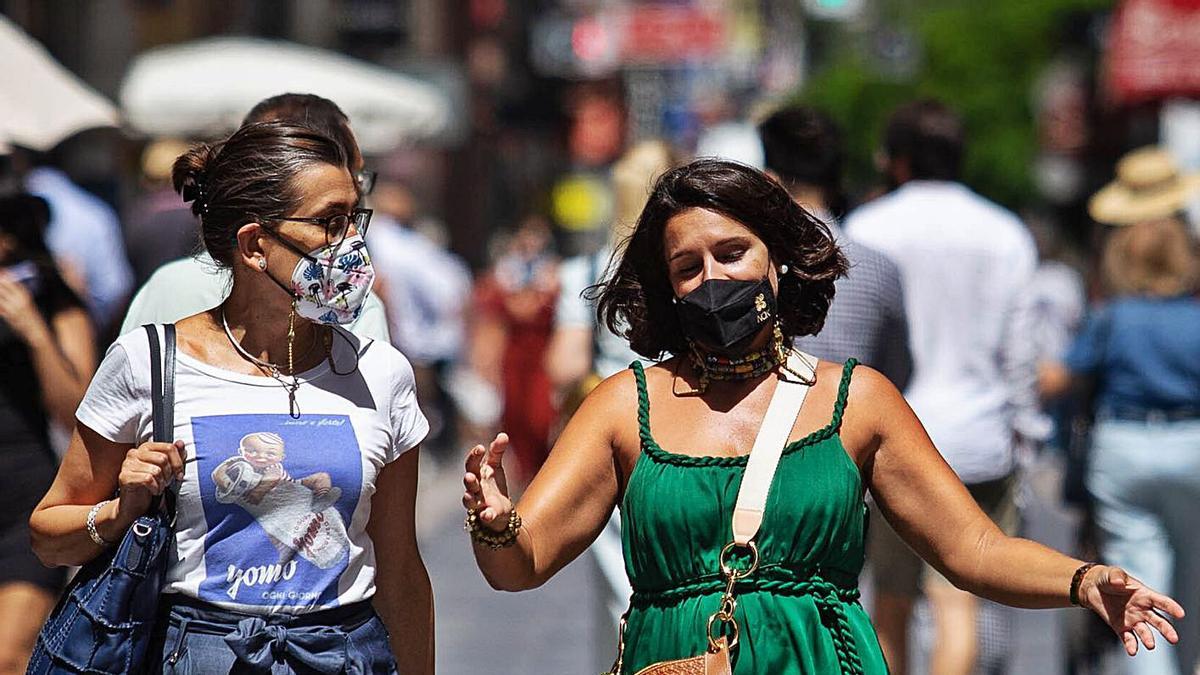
603,350,819,675
28,324,178,675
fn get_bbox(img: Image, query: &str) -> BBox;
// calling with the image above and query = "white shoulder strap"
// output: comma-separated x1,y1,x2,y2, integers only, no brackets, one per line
731,351,818,545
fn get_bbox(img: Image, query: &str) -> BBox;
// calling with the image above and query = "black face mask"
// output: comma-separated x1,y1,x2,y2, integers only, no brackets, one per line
674,277,777,356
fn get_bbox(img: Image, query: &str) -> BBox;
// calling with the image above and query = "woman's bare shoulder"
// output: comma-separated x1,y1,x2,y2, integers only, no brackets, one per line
587,364,646,410
842,361,904,407
838,361,911,449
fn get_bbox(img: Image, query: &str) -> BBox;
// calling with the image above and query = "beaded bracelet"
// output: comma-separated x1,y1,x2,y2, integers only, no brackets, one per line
1070,562,1099,607
86,500,113,547
464,508,522,550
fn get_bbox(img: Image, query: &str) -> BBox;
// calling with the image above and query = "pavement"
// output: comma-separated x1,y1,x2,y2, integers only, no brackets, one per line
417,453,604,673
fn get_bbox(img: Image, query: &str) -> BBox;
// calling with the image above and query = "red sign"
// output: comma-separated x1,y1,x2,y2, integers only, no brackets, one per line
620,5,725,62
571,5,727,68
1107,0,1200,104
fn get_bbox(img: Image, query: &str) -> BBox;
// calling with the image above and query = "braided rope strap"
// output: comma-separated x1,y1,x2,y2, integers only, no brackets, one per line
814,592,866,675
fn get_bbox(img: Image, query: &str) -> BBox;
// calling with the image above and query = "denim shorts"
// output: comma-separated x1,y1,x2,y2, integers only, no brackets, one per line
145,594,399,674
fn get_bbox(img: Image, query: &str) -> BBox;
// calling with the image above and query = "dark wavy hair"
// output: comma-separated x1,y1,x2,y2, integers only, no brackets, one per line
594,158,847,359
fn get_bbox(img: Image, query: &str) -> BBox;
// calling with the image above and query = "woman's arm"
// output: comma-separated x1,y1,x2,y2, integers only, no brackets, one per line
852,366,1183,654
544,325,594,391
35,307,97,426
0,277,96,428
1038,360,1074,401
30,424,183,567
368,447,433,674
462,371,629,591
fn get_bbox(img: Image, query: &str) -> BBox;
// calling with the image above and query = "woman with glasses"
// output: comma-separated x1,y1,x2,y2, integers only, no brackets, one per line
30,122,433,674
119,93,392,342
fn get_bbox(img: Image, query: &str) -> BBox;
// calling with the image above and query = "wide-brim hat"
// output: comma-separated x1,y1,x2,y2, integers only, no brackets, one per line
1089,146,1200,225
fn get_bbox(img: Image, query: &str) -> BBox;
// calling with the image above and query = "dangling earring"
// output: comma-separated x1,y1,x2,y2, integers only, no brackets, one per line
284,300,301,418
773,319,788,364
779,264,789,275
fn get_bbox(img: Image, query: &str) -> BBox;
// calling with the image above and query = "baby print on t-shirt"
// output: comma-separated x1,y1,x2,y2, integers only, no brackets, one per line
211,432,348,569
192,414,362,610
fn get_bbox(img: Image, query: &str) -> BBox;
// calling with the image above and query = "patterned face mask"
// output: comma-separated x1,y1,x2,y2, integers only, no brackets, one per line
268,233,376,325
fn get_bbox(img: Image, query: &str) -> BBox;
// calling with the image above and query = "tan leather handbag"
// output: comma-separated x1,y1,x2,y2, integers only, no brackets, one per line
602,352,818,675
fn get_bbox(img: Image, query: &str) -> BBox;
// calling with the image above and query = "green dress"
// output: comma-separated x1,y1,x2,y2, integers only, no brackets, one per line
620,359,888,675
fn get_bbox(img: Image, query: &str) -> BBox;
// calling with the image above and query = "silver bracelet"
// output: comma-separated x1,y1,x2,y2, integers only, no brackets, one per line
86,500,112,547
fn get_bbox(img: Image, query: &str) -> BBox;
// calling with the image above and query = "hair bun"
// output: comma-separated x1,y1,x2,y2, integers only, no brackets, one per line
171,142,217,217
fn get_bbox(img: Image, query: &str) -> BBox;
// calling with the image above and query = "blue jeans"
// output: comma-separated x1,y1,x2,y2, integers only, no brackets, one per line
1088,418,1200,675
145,595,399,674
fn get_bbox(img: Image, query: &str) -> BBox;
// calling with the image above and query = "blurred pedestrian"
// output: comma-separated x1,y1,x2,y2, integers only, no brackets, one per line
758,105,913,388
461,159,1182,675
544,139,674,643
0,192,95,674
22,148,133,336
546,140,674,424
1043,210,1200,675
367,178,471,456
31,121,433,673
123,138,200,286
845,100,1042,675
469,215,559,481
759,104,916,674
1026,213,1086,457
120,93,390,343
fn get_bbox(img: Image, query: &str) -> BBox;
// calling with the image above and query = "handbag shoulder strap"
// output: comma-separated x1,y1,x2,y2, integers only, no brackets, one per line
143,324,176,442
143,324,177,519
730,350,818,546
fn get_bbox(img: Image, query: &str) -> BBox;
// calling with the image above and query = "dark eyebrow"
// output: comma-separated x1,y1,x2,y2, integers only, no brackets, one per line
714,235,753,248
668,235,752,263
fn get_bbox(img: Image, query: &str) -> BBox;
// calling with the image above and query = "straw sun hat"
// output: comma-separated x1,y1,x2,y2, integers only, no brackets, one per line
1089,146,1200,225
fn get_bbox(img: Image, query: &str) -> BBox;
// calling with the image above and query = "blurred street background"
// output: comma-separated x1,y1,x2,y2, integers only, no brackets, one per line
4,0,1200,673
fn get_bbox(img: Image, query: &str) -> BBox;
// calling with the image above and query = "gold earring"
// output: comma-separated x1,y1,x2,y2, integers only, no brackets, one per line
773,320,787,363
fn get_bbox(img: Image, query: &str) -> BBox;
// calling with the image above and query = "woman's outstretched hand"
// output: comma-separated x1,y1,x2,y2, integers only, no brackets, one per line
463,433,513,533
1078,565,1186,656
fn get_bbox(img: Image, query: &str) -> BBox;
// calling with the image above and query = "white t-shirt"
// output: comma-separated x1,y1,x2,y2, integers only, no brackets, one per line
76,325,428,614
845,181,1039,483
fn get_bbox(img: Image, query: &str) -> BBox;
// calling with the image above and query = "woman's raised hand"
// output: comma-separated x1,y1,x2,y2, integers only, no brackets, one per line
0,272,48,344
463,433,512,533
1078,565,1186,656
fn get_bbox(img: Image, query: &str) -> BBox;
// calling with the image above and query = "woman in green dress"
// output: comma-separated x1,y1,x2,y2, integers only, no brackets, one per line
461,159,1183,674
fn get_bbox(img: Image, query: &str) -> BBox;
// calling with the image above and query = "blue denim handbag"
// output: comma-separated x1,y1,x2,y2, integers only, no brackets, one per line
27,325,177,675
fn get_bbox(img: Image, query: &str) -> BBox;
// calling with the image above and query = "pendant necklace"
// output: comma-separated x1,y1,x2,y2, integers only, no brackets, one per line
221,304,328,418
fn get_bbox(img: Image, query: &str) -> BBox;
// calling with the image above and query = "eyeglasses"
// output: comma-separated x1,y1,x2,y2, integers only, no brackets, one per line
355,170,377,196
262,207,373,253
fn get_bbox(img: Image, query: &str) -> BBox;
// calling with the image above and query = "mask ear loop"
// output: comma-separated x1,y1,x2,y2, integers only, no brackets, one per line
326,326,361,376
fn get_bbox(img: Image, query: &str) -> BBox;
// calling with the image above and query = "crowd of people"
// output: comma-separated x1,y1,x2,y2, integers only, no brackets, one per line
0,88,1195,675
